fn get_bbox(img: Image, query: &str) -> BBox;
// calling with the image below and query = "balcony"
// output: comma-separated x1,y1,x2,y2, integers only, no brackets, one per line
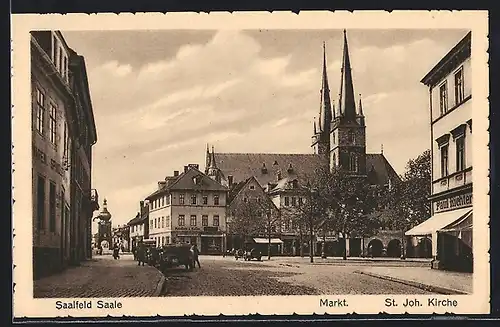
432,167,472,195
90,189,99,211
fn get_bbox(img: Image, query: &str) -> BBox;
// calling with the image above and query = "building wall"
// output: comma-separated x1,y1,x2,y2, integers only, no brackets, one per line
430,58,472,122
148,190,227,250
430,56,473,221
31,35,73,278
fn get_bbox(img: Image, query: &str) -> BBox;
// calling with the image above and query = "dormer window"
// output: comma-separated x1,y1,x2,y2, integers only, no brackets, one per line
287,163,294,174
261,163,268,174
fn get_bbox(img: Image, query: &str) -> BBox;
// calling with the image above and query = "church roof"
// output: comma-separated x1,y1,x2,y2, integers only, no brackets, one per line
212,153,326,187
366,153,400,185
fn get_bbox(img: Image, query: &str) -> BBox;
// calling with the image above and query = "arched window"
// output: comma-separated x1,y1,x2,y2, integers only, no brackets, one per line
349,153,358,172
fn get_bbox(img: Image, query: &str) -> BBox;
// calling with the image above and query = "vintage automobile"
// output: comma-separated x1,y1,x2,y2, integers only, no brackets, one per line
244,248,262,261
146,247,162,267
158,244,195,272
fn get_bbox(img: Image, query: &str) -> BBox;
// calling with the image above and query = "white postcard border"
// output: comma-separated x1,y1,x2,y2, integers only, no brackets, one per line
12,10,490,317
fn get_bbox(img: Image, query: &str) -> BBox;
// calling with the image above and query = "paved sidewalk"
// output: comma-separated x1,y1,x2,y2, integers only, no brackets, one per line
355,266,472,294
34,255,165,298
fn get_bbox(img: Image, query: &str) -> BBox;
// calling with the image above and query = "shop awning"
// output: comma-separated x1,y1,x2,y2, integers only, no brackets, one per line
440,210,473,232
405,208,472,236
253,238,283,244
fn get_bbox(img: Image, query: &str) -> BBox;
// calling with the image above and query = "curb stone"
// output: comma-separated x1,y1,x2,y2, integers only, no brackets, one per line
154,275,166,296
354,270,469,295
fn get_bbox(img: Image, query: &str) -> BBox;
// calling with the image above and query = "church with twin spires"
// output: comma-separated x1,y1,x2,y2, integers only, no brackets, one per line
203,30,401,257
206,30,398,192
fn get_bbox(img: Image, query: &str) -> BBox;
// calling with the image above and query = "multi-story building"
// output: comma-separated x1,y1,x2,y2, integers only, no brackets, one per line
127,200,150,253
226,176,281,254
112,224,130,251
145,164,229,254
407,31,472,272
31,31,98,278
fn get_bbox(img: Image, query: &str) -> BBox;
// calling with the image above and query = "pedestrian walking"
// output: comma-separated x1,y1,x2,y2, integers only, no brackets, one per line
136,242,146,266
191,244,201,268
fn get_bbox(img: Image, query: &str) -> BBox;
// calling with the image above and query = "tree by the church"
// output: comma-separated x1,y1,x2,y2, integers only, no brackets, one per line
230,200,266,244
381,149,431,258
230,198,281,259
305,165,381,260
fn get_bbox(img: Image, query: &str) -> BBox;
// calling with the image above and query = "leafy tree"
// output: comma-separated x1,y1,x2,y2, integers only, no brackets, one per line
229,200,266,244
382,149,431,258
306,165,380,260
229,198,280,259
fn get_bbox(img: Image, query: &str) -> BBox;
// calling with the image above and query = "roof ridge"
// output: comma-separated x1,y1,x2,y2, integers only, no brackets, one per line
215,152,319,156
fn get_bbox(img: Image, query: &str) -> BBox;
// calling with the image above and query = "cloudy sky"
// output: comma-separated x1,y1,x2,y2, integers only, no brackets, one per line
62,28,468,228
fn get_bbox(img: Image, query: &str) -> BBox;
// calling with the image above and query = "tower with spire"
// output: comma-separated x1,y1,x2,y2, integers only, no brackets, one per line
95,198,113,251
311,42,334,160
325,30,367,175
206,145,223,183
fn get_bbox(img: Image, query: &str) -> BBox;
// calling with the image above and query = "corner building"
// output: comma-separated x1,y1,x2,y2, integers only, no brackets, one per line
145,164,229,254
31,31,99,279
407,32,473,272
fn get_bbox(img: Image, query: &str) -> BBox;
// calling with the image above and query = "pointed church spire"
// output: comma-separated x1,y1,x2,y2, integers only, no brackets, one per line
338,29,356,120
318,41,332,133
210,146,217,169
358,94,364,116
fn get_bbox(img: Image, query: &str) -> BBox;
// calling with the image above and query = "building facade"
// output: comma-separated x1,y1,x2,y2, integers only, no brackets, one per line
127,200,150,253
205,30,401,257
31,31,98,279
145,164,229,254
226,176,281,254
407,31,473,272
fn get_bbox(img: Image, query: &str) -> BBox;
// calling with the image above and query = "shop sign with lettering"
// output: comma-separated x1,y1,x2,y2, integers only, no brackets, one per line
434,192,472,213
174,226,201,231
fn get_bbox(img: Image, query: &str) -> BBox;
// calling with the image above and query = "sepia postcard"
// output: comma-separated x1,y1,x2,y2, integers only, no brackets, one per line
12,11,490,318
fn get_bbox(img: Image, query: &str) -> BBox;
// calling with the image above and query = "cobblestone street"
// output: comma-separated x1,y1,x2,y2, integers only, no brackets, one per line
162,256,439,296
33,254,164,298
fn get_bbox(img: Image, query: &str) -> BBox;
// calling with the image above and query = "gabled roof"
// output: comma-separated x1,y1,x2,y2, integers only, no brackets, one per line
227,176,279,211
228,178,251,203
145,166,228,200
366,153,400,186
168,167,228,192
127,211,148,226
212,153,326,187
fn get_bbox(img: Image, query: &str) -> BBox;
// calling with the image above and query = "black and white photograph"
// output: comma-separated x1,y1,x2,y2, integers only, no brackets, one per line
12,11,490,317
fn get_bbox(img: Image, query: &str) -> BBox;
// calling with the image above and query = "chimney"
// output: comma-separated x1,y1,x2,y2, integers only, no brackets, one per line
158,181,166,190
276,170,282,181
228,175,233,187
173,170,179,177
184,166,189,173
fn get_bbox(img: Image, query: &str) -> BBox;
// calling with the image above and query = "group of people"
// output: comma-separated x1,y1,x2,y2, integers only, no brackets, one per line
132,242,201,268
